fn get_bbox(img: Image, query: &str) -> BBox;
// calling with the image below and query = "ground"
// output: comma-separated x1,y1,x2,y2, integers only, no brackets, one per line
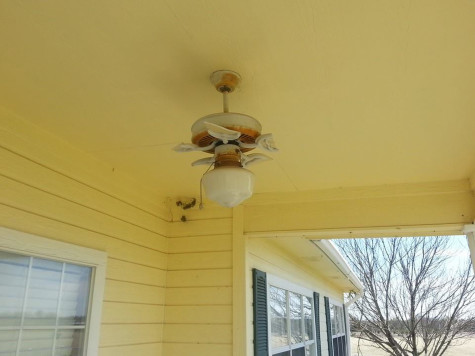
350,337,475,356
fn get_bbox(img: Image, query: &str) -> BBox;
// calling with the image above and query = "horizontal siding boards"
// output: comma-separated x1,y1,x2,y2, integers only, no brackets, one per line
102,302,164,324
168,234,232,253
99,343,162,356
0,139,168,354
104,279,164,305
167,218,232,237
0,202,166,269
100,324,163,347
0,203,108,251
107,259,166,286
2,118,239,355
162,343,232,356
0,147,168,236
166,269,232,287
170,203,232,222
0,110,167,219
164,222,233,356
163,324,232,344
106,243,166,270
165,286,232,305
0,175,167,253
164,305,232,324
167,251,232,270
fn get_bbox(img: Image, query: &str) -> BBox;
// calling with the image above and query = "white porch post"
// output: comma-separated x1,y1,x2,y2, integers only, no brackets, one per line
462,223,475,274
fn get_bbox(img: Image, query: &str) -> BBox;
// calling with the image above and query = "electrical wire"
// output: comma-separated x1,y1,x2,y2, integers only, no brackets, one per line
199,161,215,209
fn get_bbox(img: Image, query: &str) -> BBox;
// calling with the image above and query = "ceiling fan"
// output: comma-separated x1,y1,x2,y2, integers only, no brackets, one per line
173,70,278,208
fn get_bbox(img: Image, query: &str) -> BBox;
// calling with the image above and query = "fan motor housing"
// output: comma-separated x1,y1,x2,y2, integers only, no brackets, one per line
191,112,262,153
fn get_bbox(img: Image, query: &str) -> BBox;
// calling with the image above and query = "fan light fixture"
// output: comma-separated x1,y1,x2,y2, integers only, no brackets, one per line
173,70,277,208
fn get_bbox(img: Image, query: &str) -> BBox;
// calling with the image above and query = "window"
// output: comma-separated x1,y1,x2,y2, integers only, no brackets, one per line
252,269,320,356
329,303,347,356
0,227,107,356
268,285,316,356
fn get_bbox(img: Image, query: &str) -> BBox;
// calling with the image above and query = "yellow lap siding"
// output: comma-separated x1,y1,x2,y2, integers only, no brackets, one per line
167,251,232,270
162,343,232,356
168,234,232,253
99,324,163,347
99,343,162,356
165,286,232,305
164,222,233,355
104,279,165,304
166,269,232,287
106,259,166,286
0,117,168,356
164,305,232,324
0,175,167,253
163,324,232,344
0,147,167,236
102,302,164,324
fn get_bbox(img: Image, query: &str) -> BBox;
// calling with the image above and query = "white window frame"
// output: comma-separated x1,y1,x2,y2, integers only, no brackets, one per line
267,274,318,356
0,227,107,356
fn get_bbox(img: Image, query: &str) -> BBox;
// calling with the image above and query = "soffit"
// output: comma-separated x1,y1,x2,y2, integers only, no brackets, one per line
271,237,357,292
1,1,475,198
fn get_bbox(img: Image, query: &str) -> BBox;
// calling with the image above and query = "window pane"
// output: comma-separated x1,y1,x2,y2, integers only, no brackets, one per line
55,329,85,356
291,346,305,356
338,307,344,334
0,330,19,355
330,304,336,335
24,258,63,326
289,292,302,344
330,304,346,336
58,264,91,326
19,330,54,356
273,352,291,356
0,251,29,327
303,296,313,341
269,286,288,348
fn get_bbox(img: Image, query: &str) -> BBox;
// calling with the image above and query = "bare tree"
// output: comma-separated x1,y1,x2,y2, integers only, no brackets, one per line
336,236,475,356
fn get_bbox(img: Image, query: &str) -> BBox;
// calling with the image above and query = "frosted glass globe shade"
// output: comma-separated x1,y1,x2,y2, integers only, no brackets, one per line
202,167,254,208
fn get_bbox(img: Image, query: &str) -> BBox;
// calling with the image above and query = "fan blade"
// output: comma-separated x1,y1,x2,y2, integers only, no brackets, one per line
238,141,258,149
173,141,216,152
191,157,215,166
241,153,272,167
204,122,241,143
256,133,278,152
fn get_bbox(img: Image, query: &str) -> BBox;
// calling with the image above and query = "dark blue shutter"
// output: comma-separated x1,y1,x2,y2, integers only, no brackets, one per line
253,268,268,356
324,296,334,356
313,292,322,356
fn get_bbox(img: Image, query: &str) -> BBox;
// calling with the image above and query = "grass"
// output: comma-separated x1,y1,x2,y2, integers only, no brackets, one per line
350,336,475,356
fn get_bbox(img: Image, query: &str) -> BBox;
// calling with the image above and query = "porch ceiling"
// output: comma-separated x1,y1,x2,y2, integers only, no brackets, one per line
1,1,475,199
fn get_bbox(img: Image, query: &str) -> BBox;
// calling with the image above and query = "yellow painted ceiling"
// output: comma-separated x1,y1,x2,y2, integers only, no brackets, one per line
1,1,475,199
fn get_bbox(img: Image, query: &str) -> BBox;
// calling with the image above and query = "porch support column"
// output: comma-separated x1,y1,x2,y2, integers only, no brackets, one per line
463,223,475,274
232,205,247,356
